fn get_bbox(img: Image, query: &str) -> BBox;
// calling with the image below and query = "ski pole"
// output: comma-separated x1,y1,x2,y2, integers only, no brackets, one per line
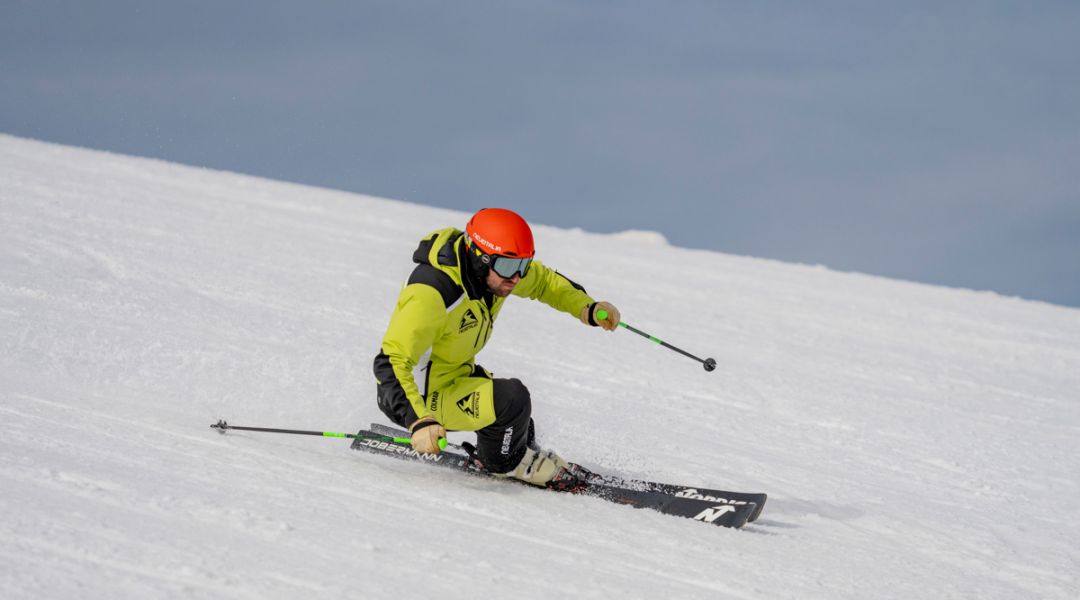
596,310,717,372
210,420,447,450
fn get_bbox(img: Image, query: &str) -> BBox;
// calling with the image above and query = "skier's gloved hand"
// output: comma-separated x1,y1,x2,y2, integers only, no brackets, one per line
409,415,446,454
581,301,620,331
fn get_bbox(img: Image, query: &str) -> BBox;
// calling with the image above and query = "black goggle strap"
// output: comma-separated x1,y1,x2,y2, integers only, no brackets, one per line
468,239,531,277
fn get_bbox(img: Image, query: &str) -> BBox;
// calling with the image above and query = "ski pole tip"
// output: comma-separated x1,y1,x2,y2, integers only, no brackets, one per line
703,358,716,372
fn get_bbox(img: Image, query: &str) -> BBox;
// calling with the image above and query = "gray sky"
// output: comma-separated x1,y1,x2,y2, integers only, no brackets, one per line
3,1,1079,307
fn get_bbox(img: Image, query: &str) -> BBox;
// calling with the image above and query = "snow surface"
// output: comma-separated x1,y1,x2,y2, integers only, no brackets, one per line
2,133,1079,599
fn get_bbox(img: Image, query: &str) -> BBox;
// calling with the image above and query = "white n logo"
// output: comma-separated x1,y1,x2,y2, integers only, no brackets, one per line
693,505,735,523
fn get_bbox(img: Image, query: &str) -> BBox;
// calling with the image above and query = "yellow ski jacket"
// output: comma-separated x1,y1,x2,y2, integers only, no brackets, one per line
373,227,596,427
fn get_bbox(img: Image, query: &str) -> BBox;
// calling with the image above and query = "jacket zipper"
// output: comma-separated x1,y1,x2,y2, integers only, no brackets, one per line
474,306,494,349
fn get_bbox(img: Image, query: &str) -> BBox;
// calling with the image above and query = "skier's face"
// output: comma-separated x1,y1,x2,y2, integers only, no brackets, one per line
486,269,520,297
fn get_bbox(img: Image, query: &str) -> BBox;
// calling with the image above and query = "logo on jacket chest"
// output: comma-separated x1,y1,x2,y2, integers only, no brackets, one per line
459,308,480,333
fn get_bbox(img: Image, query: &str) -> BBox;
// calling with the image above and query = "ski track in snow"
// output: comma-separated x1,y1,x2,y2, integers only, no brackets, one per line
1,134,1079,599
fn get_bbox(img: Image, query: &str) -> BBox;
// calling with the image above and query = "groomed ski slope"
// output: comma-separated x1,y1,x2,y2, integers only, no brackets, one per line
1,134,1078,599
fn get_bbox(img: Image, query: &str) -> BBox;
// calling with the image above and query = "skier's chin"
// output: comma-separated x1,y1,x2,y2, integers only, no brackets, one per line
492,283,515,297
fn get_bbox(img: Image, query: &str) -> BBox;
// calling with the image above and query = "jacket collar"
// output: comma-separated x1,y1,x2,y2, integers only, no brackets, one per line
455,235,492,305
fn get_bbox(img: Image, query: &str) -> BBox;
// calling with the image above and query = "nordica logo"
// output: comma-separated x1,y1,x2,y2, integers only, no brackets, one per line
693,505,737,523
459,308,479,333
675,488,750,506
360,439,444,462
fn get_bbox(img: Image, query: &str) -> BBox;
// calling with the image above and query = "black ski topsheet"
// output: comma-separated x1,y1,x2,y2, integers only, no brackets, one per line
578,470,768,523
352,427,757,529
366,422,767,521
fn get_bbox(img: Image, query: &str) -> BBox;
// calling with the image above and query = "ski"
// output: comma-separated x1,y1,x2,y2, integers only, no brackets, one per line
350,430,756,529
573,468,768,523
367,422,767,522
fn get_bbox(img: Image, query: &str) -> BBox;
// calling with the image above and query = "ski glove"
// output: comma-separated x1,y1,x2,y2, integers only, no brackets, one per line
409,415,446,454
581,301,620,331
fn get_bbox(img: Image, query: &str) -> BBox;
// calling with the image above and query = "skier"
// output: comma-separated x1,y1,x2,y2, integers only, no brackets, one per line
373,208,621,488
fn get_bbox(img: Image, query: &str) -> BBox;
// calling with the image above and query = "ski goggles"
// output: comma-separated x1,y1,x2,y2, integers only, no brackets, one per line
490,255,532,279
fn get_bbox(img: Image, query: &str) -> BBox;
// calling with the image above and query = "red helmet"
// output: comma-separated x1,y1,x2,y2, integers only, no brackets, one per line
465,208,535,258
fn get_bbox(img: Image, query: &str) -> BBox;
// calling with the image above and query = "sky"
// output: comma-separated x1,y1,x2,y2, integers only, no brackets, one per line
3,0,1079,307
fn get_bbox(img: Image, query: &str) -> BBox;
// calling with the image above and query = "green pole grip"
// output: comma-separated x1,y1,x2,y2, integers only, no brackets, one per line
596,309,627,330
391,436,447,450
